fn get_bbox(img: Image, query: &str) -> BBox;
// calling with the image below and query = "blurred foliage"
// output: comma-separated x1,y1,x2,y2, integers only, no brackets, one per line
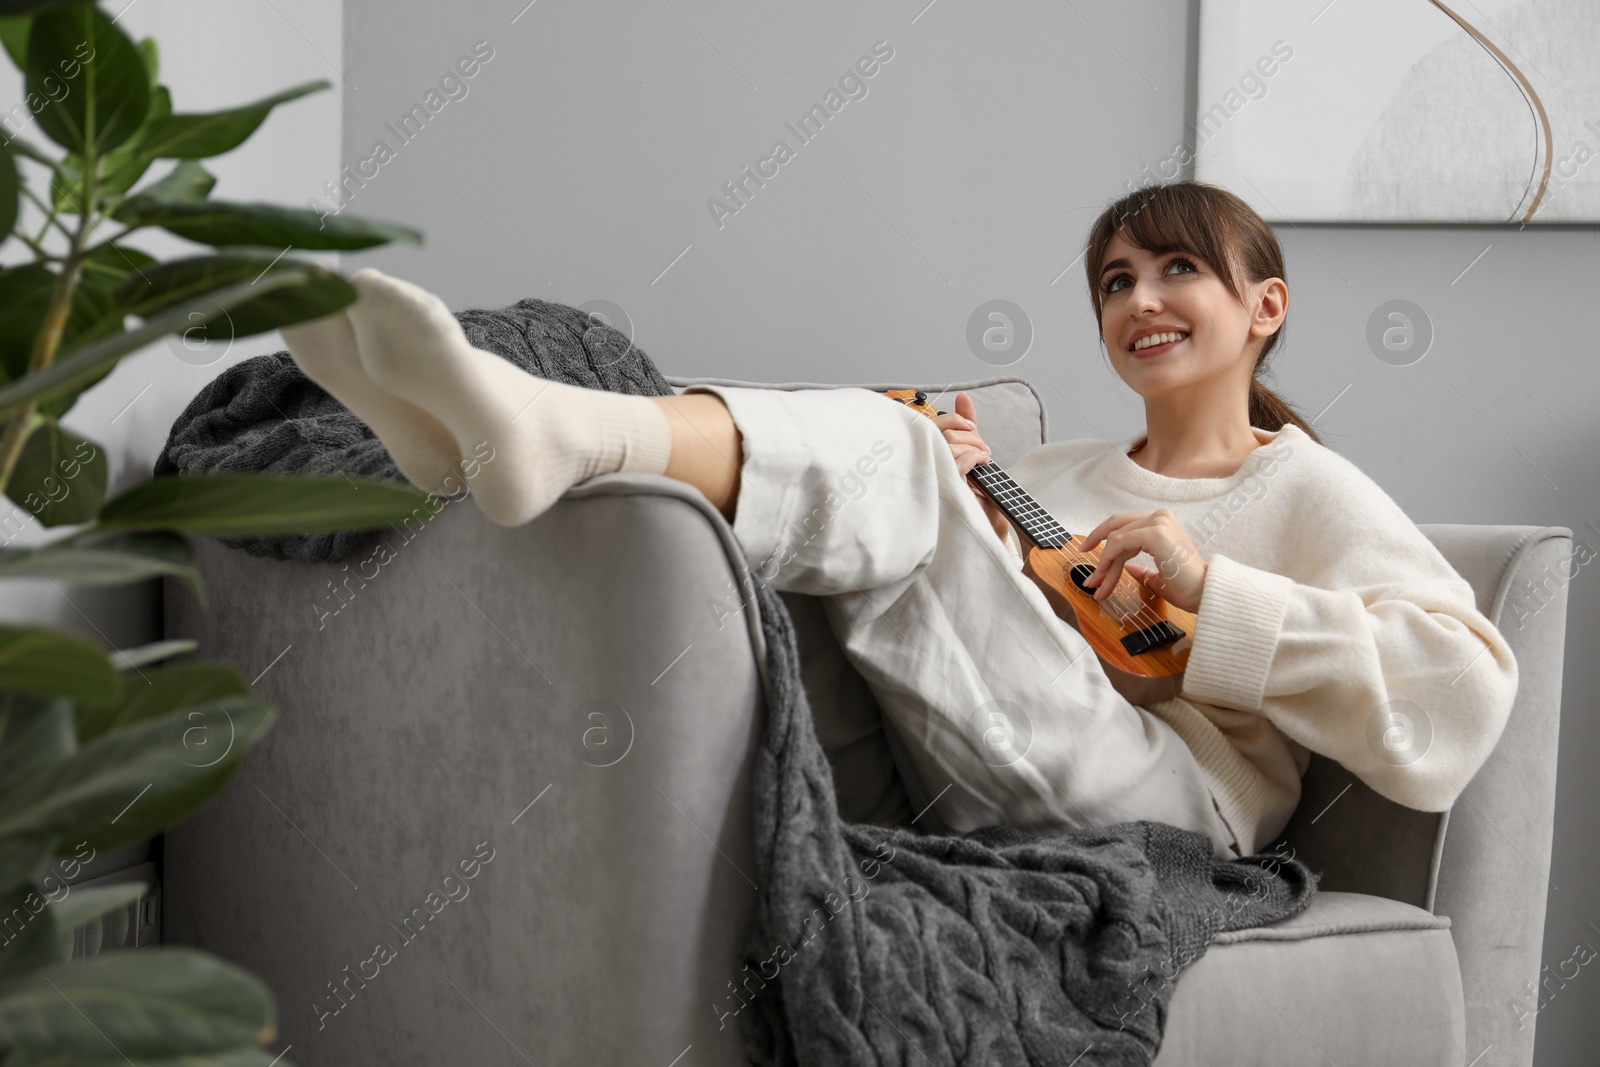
0,5,431,1064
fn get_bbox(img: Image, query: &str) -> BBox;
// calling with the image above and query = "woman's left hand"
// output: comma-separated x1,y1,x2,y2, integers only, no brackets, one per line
1076,508,1209,616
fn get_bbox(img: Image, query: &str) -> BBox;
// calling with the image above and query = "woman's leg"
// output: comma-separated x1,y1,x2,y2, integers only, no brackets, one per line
650,393,742,522
294,267,746,524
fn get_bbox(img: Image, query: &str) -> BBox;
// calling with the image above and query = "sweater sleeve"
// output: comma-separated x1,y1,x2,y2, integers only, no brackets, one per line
1177,478,1520,814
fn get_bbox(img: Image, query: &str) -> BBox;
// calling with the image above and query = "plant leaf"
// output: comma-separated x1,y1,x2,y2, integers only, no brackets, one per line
0,881,65,980
0,946,276,1058
0,693,70,895
0,530,200,598
141,79,328,160
52,83,170,213
49,154,82,212
4,135,57,170
135,34,156,88
35,273,120,420
0,834,53,897
26,4,149,157
113,253,357,338
4,418,108,526
0,270,313,417
57,695,272,854
0,15,29,69
0,143,17,242
0,1,83,17
80,240,159,286
0,696,273,844
113,197,423,251
0,695,68,895
0,690,74,806
73,746,247,853
109,638,198,673
0,628,119,709
0,264,122,405
96,83,170,201
0,263,60,383
131,157,215,205
78,660,246,743
96,472,438,537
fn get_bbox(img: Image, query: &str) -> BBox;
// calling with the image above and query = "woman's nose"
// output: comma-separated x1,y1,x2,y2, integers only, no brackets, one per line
1128,277,1163,314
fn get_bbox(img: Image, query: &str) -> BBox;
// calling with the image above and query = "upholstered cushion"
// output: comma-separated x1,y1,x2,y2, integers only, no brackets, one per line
1152,891,1464,1065
665,375,1048,827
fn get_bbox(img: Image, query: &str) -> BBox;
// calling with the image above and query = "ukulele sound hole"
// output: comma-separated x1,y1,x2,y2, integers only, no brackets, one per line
1068,563,1097,593
1067,564,1187,656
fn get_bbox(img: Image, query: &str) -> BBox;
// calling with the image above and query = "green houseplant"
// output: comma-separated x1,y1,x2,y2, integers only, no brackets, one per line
0,3,435,1063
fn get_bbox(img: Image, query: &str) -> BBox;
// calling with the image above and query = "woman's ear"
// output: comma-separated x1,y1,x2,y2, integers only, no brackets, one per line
1248,277,1288,341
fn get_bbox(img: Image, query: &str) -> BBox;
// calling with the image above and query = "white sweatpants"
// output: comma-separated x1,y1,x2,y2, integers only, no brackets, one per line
686,384,1239,861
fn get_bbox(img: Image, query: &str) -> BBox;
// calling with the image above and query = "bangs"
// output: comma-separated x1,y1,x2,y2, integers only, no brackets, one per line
1115,193,1236,290
1084,183,1263,319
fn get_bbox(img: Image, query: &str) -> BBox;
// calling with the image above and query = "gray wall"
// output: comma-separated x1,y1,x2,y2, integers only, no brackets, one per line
341,1,1598,1061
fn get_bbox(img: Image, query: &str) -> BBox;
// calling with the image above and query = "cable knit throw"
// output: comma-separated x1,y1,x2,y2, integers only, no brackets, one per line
156,294,1319,1065
741,569,1317,1064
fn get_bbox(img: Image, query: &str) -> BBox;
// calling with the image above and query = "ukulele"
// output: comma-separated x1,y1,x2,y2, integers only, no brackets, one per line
885,388,1192,705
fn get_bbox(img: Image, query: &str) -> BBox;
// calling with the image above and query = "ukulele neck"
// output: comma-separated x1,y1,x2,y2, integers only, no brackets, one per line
969,462,1074,550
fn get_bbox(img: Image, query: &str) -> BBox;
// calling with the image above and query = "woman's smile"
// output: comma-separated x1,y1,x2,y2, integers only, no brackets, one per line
1127,325,1191,358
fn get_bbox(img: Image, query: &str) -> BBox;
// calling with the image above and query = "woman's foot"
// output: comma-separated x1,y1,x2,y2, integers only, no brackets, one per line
280,309,467,496
343,268,673,527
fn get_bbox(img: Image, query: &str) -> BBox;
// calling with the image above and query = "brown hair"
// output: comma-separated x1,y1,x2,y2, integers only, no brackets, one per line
1083,180,1321,444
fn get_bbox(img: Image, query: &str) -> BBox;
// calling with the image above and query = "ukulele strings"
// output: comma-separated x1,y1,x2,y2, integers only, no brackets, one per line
970,460,1177,636
894,391,1177,639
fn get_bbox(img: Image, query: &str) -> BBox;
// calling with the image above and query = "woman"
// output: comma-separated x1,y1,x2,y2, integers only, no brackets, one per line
282,180,1518,860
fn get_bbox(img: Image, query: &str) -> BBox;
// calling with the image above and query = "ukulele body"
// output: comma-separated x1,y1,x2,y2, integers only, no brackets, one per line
1019,544,1194,706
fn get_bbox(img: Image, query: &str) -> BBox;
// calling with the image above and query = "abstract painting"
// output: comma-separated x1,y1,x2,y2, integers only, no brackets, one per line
1194,0,1600,223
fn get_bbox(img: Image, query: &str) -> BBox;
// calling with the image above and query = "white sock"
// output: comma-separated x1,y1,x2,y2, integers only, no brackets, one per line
280,310,465,496
343,268,673,528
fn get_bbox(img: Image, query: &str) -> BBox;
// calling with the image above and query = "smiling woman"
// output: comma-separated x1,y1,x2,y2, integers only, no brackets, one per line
1082,180,1319,479
916,179,1518,857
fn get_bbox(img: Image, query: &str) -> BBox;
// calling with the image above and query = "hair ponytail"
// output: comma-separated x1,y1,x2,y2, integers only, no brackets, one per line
1085,180,1324,446
1248,378,1319,440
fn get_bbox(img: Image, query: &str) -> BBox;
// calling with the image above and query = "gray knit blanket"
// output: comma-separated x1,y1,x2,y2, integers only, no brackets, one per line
157,295,1319,1065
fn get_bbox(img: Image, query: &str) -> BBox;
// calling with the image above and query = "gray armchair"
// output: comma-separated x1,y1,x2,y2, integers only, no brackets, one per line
162,374,1570,1066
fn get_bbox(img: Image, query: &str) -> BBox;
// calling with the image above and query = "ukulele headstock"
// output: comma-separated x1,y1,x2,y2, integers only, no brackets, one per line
884,388,948,422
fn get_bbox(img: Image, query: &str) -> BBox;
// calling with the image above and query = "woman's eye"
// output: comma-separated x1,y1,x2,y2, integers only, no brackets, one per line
1104,274,1131,295
1167,257,1198,276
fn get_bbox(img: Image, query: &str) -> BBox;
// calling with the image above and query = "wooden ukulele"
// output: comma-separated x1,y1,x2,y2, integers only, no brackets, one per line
885,388,1192,705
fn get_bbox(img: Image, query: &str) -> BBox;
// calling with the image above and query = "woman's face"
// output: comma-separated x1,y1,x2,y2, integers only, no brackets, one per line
1095,230,1279,401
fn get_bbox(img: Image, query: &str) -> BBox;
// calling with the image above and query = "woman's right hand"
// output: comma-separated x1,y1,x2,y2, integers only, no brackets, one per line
933,392,1012,543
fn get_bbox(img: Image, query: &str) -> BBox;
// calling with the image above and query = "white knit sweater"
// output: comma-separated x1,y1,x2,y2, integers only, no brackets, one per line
996,422,1520,855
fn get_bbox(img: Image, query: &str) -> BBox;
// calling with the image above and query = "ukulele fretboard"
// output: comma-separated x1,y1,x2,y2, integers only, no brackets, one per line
969,463,1073,550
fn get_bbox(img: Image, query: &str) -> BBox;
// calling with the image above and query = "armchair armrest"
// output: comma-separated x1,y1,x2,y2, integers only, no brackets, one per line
162,473,766,1066
1279,524,1570,1067
1429,524,1572,1067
